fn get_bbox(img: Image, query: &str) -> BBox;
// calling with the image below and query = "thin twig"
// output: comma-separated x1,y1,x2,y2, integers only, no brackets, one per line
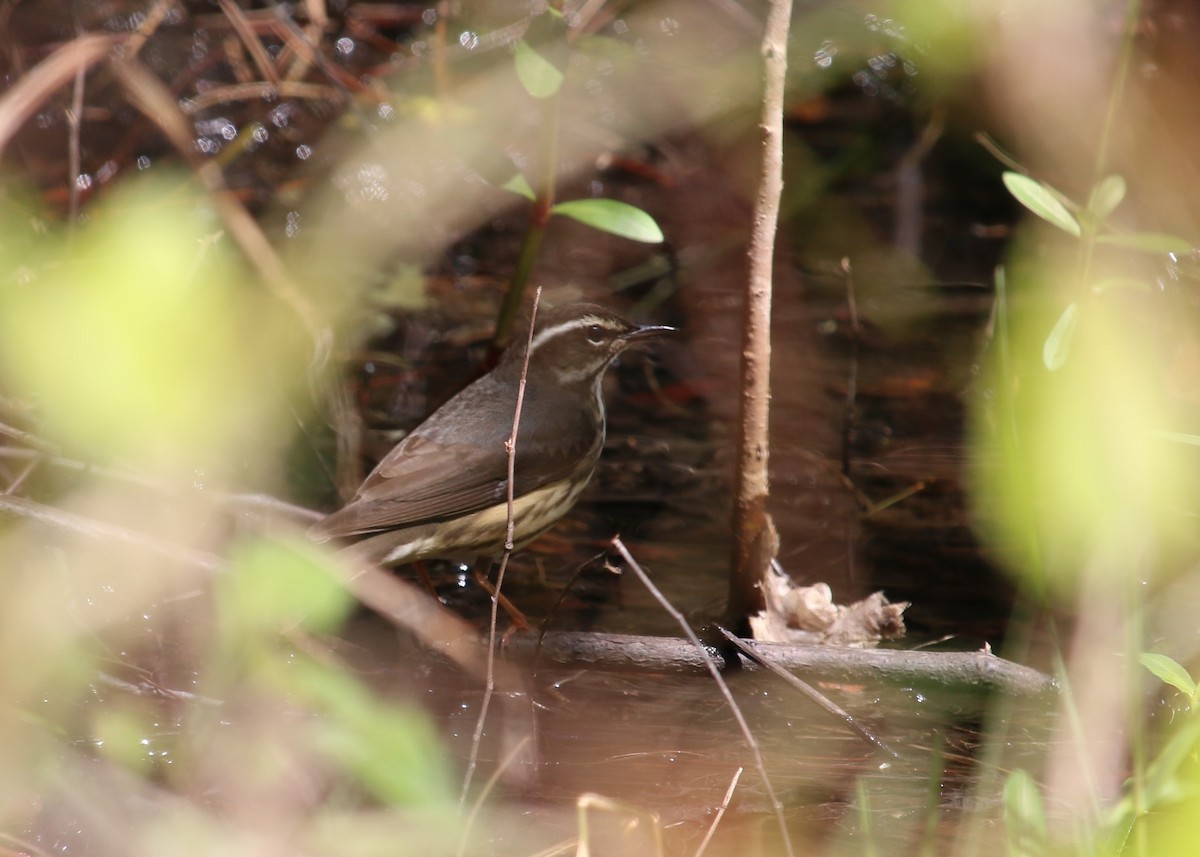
839,256,862,583
533,550,611,657
269,11,366,94
122,0,177,60
66,44,85,228
0,446,323,523
577,792,663,855
613,536,795,857
0,34,119,156
288,0,331,83
4,452,42,496
973,132,1025,174
693,766,743,857
839,256,861,478
0,420,60,454
216,0,281,85
178,80,345,114
461,286,543,804
0,494,223,572
717,627,899,760
94,671,223,707
456,736,533,857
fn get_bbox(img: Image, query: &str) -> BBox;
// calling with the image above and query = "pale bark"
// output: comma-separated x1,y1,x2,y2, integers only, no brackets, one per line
728,0,792,629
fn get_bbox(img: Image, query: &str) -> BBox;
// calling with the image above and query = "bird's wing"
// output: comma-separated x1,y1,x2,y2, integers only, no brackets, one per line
312,424,592,538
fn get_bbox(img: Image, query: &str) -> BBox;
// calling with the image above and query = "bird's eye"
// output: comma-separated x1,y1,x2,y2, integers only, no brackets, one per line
587,324,605,344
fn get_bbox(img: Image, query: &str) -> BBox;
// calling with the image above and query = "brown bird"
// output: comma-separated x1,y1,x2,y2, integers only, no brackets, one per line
309,303,672,566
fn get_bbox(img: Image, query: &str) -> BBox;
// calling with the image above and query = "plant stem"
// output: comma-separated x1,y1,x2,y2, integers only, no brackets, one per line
727,0,792,628
494,33,564,351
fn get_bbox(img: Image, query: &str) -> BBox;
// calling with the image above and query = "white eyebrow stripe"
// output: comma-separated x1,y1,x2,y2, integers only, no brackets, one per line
527,315,620,354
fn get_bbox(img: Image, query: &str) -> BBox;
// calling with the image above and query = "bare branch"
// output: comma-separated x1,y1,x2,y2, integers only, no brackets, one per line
728,0,793,628
0,34,119,156
462,286,543,804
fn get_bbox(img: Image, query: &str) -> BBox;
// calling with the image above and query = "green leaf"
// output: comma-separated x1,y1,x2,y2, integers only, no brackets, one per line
285,658,454,806
552,198,664,243
0,176,270,471
224,537,353,636
514,38,563,98
1042,301,1078,372
1136,714,1200,814
1140,652,1198,699
1087,174,1126,222
501,172,536,201
1096,231,1195,255
1002,172,1081,237
1003,769,1047,857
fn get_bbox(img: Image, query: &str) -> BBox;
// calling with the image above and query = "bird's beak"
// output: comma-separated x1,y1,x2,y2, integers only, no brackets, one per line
621,323,675,343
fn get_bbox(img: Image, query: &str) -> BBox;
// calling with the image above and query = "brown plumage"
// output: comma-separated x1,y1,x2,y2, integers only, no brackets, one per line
309,303,671,565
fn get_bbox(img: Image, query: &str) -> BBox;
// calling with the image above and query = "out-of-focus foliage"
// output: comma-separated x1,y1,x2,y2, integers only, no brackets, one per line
0,175,304,480
970,258,1197,595
971,159,1200,596
0,177,457,852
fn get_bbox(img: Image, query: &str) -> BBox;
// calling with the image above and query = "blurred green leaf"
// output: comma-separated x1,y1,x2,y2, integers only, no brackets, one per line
284,657,454,806
514,39,563,98
502,172,536,201
224,537,353,636
574,33,640,64
1002,172,1081,237
1097,232,1195,255
1003,769,1047,857
1087,174,1126,223
1141,653,1198,700
0,175,295,476
891,0,980,83
1042,301,1077,371
968,257,1193,595
366,263,428,310
552,199,664,243
1104,714,1200,843
93,706,161,775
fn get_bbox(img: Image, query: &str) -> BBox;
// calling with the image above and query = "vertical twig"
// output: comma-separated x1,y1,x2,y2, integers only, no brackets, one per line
432,0,450,98
494,10,567,351
66,57,84,228
216,0,282,85
494,88,562,351
840,257,861,584
456,735,532,857
728,0,792,629
839,256,860,478
461,286,542,804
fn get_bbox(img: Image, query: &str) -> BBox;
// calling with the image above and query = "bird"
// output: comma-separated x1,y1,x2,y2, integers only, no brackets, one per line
309,302,672,567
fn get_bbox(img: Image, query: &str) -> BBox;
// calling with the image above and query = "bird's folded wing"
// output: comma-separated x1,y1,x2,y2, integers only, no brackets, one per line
311,433,580,538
